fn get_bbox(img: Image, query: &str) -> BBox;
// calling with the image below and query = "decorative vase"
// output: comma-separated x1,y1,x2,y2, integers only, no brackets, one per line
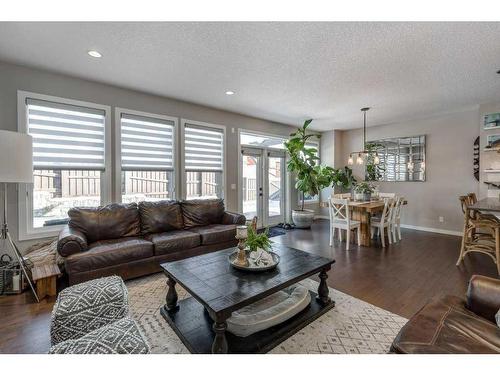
292,209,315,229
354,192,371,202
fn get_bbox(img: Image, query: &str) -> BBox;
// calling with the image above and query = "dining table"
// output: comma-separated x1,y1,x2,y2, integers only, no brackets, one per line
321,198,408,246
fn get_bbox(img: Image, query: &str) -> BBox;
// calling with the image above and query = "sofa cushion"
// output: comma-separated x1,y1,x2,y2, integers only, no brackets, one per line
49,317,150,354
391,295,500,354
189,224,237,245
65,237,154,274
181,199,225,228
146,230,201,256
50,276,129,345
68,203,141,243
138,200,183,234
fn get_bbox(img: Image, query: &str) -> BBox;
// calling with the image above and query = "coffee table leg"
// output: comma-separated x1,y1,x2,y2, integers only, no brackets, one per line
317,268,331,305
166,277,178,312
212,320,228,354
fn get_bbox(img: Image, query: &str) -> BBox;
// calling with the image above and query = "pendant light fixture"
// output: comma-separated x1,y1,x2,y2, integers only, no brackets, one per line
347,107,380,166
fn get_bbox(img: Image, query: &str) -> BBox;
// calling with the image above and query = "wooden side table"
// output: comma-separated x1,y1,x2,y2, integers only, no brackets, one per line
32,263,62,300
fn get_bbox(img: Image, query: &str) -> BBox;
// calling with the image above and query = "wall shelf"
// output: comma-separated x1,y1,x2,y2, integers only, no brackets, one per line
484,169,500,173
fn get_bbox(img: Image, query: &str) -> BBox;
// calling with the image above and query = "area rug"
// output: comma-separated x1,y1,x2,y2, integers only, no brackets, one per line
125,273,407,354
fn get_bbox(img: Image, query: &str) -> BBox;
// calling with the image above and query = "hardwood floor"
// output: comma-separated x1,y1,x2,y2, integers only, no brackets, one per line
0,220,498,353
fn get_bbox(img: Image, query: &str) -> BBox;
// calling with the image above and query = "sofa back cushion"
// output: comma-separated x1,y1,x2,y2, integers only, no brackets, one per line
138,200,184,234
68,203,141,243
181,199,225,228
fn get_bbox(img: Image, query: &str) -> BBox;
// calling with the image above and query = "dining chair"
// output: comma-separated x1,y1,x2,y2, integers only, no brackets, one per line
328,197,361,250
391,196,404,242
370,198,394,247
379,192,396,198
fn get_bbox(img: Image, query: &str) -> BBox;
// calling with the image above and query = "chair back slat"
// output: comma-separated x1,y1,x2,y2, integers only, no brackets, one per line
380,193,396,198
393,196,404,220
329,197,350,225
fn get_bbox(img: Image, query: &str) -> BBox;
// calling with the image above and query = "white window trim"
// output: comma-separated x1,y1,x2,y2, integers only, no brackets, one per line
17,90,112,241
301,139,321,205
114,107,179,203
180,119,226,200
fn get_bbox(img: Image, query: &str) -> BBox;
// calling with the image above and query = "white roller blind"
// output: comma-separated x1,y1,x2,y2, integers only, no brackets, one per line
27,98,106,170
120,113,175,171
184,123,224,171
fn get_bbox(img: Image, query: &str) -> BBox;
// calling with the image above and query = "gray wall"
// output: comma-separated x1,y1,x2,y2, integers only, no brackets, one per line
330,109,480,233
0,61,302,250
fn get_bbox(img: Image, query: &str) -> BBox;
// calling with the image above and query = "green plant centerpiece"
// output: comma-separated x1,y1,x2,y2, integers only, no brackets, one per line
353,181,375,202
245,225,272,252
285,119,334,228
244,226,276,268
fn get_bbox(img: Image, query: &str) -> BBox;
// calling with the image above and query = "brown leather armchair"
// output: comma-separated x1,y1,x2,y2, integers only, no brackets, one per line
391,275,500,353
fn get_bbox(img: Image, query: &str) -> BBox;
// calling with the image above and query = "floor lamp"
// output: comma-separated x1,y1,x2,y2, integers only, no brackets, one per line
0,129,38,302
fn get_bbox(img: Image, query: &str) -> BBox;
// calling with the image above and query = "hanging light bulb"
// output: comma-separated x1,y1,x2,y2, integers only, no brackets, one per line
356,153,364,165
374,154,380,165
348,155,354,165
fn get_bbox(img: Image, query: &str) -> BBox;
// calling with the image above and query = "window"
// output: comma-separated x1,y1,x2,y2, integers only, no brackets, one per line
18,92,111,239
302,140,320,203
182,120,225,199
117,110,177,203
240,132,286,149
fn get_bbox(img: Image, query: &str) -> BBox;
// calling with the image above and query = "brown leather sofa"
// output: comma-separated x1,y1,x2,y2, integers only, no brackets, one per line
57,199,246,285
391,275,500,353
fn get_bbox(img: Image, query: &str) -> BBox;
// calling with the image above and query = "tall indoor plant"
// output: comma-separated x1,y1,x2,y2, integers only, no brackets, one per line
285,119,334,228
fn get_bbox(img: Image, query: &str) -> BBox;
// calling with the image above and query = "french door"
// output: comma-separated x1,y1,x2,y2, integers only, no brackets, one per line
240,147,286,227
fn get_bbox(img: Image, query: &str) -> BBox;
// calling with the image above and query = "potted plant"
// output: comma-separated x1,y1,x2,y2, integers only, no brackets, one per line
331,166,357,193
365,143,384,182
245,226,272,252
353,182,375,202
284,119,334,228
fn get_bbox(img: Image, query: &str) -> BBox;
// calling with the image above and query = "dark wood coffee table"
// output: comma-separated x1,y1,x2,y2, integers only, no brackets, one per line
160,243,335,353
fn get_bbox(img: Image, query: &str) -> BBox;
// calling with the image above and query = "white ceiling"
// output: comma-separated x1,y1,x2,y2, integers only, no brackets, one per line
0,22,499,131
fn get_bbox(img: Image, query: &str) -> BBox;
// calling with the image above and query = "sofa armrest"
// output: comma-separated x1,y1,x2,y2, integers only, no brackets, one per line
57,225,88,257
222,211,246,225
466,274,500,323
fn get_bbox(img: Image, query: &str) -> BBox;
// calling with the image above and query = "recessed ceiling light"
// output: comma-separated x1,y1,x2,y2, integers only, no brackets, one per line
87,50,102,58
225,90,235,95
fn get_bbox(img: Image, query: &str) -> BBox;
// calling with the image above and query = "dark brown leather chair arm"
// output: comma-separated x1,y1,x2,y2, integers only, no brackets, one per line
466,274,500,323
221,211,246,225
57,224,88,257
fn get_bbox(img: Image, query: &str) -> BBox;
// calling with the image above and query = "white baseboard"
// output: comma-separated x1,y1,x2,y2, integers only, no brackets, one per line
399,224,462,237
314,217,462,237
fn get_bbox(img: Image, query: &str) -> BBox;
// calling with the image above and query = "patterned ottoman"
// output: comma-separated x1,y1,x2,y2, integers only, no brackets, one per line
49,317,150,354
50,276,129,345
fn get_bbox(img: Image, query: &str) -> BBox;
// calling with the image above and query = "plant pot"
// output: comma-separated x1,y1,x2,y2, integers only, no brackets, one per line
354,192,371,202
292,209,315,229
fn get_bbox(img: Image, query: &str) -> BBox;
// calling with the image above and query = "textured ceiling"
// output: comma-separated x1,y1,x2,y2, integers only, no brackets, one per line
0,22,499,131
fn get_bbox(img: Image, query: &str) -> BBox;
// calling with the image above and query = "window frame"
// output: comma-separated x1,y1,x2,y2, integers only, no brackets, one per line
17,90,112,240
180,119,226,200
115,107,179,203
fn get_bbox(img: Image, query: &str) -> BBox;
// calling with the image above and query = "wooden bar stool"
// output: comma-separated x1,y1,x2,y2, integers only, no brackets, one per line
456,195,500,275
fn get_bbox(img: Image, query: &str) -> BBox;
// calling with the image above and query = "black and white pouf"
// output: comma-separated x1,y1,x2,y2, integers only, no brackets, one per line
50,276,129,345
49,317,150,354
